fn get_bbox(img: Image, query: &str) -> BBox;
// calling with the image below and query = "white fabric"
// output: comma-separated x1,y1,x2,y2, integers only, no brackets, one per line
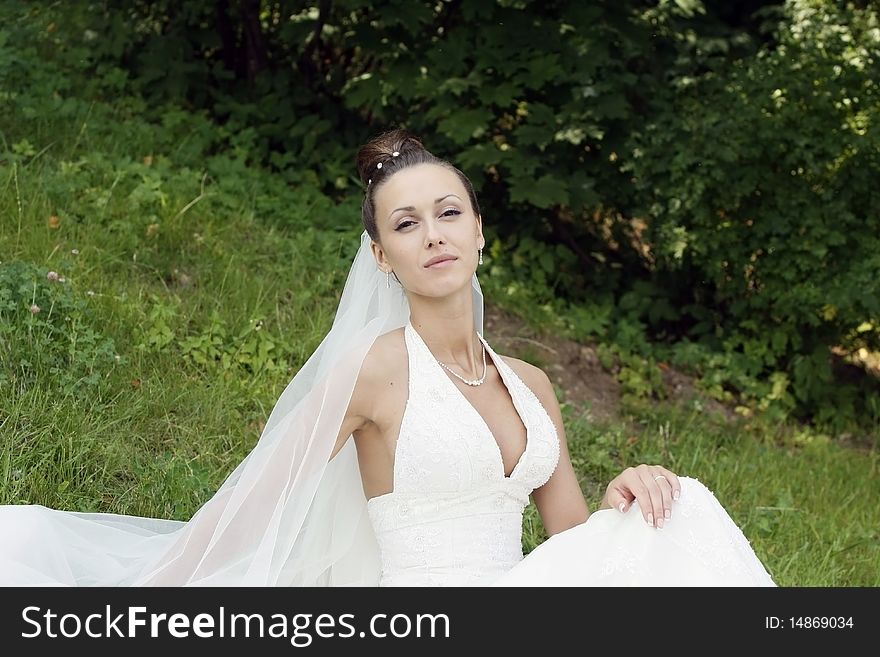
367,320,560,585
493,476,777,586
0,228,775,587
367,321,776,587
0,229,484,586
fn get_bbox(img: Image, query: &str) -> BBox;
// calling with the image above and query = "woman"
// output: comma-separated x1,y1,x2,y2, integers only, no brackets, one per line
331,129,774,586
0,129,775,586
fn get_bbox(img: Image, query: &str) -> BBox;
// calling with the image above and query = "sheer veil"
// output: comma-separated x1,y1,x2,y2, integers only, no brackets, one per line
0,229,485,586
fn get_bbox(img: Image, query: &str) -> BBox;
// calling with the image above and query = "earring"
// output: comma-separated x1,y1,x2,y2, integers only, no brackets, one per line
478,248,483,265
386,270,390,288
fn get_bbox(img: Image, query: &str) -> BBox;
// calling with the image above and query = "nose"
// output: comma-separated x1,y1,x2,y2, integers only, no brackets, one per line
423,218,445,248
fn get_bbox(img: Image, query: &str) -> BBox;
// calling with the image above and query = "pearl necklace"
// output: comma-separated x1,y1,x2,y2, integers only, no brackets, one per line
436,341,487,386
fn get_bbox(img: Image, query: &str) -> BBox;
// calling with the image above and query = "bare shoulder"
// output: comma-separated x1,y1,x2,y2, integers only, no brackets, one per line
362,326,407,377
497,353,555,408
350,326,408,423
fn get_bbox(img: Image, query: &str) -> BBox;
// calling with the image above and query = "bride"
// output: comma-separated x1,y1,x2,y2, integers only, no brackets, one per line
0,129,775,586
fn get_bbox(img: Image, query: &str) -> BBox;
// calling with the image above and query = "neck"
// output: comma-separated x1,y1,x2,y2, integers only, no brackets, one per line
409,286,483,378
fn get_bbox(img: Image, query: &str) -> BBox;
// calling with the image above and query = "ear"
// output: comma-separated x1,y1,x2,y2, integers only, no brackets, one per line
370,240,390,272
475,214,485,250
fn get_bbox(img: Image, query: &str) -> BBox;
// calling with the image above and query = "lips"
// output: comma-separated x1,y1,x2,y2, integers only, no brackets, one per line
424,254,457,268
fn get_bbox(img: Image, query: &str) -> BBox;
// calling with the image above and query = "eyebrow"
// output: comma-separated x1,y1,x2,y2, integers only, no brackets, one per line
388,194,463,222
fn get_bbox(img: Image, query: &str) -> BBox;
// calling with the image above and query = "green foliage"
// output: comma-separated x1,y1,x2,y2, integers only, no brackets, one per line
0,1,877,584
1,0,878,434
625,0,880,432
0,260,121,396
172,309,291,377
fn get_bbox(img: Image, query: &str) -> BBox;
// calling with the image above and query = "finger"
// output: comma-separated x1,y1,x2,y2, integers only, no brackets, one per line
605,485,635,513
630,466,656,526
651,470,673,526
659,467,682,502
637,467,665,528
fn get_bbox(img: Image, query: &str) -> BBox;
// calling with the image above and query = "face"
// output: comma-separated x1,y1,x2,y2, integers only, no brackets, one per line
371,163,484,297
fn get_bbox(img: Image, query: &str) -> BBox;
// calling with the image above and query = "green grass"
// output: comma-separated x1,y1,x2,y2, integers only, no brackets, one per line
0,97,359,521
1,45,878,587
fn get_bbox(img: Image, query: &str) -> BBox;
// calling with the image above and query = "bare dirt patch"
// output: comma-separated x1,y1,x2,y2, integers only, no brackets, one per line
484,304,737,425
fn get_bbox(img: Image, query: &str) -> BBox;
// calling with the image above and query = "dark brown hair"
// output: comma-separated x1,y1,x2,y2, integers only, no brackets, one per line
357,127,481,242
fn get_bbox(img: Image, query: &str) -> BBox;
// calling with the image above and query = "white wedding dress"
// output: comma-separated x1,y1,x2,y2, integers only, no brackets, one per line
0,228,776,586
0,317,776,587
368,320,776,586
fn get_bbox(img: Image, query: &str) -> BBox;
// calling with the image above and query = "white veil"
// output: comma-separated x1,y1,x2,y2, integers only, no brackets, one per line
0,229,484,586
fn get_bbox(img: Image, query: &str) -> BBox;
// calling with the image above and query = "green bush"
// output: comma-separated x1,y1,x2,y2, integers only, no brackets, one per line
3,0,877,434
625,0,880,430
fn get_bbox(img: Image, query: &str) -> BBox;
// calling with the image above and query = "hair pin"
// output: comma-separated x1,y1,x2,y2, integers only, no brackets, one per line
368,151,401,187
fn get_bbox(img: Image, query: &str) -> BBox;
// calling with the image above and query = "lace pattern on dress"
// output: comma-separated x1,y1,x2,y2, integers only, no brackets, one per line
365,321,561,586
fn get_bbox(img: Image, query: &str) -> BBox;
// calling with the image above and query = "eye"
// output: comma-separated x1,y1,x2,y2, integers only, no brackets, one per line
441,208,461,217
395,220,414,231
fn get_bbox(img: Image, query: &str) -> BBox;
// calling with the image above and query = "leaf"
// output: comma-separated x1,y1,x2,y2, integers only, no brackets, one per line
481,81,520,106
341,73,383,113
437,76,479,97
437,108,493,144
515,125,553,150
457,143,501,173
510,174,569,208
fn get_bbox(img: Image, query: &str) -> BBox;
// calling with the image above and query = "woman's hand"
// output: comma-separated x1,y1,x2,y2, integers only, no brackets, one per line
600,464,681,528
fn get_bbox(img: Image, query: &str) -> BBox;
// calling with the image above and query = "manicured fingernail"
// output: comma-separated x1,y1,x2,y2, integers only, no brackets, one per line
673,490,680,501
665,509,671,519
618,502,625,513
657,517,664,529
646,513,654,526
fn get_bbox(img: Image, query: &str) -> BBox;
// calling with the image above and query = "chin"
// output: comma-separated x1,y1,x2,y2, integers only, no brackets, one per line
419,275,474,297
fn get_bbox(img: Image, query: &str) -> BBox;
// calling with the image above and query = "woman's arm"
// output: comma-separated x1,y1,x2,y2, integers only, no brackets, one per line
526,363,682,534
521,365,590,536
328,347,378,461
